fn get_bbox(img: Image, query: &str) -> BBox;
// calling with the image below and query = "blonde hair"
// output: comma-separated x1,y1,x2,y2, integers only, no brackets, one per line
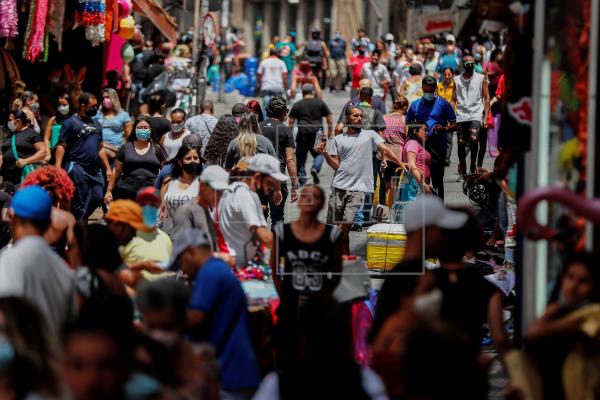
102,88,122,113
235,113,260,158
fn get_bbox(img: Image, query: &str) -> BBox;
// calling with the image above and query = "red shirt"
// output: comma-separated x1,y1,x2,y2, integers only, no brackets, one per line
350,55,370,88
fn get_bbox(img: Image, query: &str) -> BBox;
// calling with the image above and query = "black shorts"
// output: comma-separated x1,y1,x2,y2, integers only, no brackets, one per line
458,121,482,144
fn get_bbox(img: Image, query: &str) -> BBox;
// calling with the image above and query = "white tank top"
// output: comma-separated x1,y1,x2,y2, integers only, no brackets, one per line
162,177,199,235
163,131,191,160
453,72,485,123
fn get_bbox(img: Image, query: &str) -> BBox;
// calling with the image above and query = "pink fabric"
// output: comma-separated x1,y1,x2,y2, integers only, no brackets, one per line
383,114,405,145
402,139,431,179
0,0,18,38
352,301,373,367
103,35,125,85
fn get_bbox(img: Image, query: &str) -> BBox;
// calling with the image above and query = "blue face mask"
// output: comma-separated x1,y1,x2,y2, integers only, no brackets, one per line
136,129,151,141
125,372,163,400
423,92,435,102
0,337,15,371
142,205,159,228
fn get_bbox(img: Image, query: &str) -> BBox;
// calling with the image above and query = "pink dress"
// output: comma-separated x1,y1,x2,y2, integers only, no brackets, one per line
383,114,405,160
402,139,431,180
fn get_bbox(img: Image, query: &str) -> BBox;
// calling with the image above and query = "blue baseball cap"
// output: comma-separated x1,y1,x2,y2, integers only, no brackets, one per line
11,185,52,221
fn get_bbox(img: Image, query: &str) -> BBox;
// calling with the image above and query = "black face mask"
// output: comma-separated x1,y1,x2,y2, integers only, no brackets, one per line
85,106,98,118
182,162,201,175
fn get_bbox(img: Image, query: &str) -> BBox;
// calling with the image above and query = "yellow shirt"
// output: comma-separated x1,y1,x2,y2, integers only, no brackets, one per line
120,229,173,266
437,81,455,107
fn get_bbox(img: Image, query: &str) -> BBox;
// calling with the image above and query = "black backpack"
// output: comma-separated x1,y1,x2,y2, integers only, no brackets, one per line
305,40,323,64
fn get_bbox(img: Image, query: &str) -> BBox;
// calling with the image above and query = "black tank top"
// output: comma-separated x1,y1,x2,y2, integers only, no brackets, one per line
274,222,341,301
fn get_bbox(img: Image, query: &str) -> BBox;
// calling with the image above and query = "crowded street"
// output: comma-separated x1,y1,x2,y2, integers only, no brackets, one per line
0,0,596,399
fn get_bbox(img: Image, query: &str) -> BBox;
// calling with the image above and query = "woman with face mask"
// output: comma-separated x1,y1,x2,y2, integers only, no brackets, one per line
13,91,41,134
94,88,133,164
160,142,202,236
43,92,72,163
0,111,46,185
0,296,65,399
105,117,167,203
160,108,190,160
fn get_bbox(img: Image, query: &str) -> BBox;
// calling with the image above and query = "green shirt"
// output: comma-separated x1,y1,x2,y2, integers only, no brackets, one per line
276,41,297,72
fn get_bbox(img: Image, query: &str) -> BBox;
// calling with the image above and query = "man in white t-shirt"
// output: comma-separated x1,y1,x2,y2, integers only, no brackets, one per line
0,186,76,335
218,154,287,266
319,106,403,253
257,48,289,111
361,49,391,98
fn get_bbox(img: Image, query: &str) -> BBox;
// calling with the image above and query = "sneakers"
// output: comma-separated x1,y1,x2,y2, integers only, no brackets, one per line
311,169,320,184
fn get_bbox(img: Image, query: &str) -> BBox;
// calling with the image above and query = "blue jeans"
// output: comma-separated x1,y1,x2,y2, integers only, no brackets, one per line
352,193,372,227
67,162,104,220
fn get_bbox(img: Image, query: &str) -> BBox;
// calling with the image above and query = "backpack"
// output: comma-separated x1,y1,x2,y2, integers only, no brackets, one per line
357,102,376,130
305,40,323,64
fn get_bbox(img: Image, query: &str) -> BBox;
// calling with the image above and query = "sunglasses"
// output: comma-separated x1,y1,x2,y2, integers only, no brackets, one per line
464,62,475,67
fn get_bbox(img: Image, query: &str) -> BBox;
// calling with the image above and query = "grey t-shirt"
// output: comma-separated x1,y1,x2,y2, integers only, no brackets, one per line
224,135,277,170
171,202,217,251
329,129,384,193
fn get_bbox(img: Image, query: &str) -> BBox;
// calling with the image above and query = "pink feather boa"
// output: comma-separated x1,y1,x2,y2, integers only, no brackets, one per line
0,0,18,38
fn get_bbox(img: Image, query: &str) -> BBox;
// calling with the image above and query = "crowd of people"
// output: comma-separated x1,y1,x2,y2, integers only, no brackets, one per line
0,26,593,400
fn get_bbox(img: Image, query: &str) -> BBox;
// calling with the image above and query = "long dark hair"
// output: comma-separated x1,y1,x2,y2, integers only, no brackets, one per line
129,116,167,163
164,142,202,182
54,92,73,123
549,252,600,304
405,120,427,144
74,222,123,273
204,114,239,166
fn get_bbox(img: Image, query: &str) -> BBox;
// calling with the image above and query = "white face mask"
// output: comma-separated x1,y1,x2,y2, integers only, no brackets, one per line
413,288,443,321
7,121,16,132
57,105,70,116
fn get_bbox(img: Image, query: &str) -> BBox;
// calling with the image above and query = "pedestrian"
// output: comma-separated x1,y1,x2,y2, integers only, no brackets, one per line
120,187,173,268
0,296,65,398
224,112,276,170
21,166,76,259
375,39,394,74
55,92,111,220
351,28,371,56
348,44,370,95
13,90,41,134
270,186,343,365
246,99,265,123
484,49,504,94
328,31,348,92
161,108,191,160
360,49,391,100
171,165,230,251
338,79,386,121
160,142,202,237
403,121,433,193
72,222,128,305
290,60,323,101
185,100,219,152
319,106,403,252
304,29,329,88
382,96,409,200
257,48,288,109
218,154,285,266
398,64,424,104
276,33,298,86
0,185,76,335
1,110,46,185
147,92,172,142
43,91,73,163
422,43,439,76
94,88,133,164
435,44,460,81
105,116,167,202
288,84,332,185
203,115,239,166
260,96,299,222
175,228,261,398
436,68,457,167
232,103,249,124
63,297,136,400
454,54,490,176
405,76,456,199
155,133,202,189
384,33,397,57
526,253,600,400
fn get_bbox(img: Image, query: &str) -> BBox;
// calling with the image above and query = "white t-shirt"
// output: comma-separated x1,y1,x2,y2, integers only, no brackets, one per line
329,129,384,193
218,182,267,266
258,57,288,92
253,368,389,400
361,63,391,98
0,236,76,335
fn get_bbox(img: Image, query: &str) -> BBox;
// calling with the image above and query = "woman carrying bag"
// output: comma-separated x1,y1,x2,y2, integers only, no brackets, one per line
401,121,432,198
0,110,46,185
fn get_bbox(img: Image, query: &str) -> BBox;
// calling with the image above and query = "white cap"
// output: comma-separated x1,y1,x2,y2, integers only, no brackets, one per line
248,154,288,182
384,33,394,41
404,195,468,233
200,165,229,190
445,33,456,43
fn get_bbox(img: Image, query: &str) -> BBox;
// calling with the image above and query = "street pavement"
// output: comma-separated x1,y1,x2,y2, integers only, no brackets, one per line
206,88,494,259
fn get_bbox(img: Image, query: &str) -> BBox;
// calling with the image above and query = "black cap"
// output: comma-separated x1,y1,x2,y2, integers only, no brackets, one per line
232,103,248,116
422,75,437,87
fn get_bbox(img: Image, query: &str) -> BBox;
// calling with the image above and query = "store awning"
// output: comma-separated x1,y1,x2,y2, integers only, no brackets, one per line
132,0,178,43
